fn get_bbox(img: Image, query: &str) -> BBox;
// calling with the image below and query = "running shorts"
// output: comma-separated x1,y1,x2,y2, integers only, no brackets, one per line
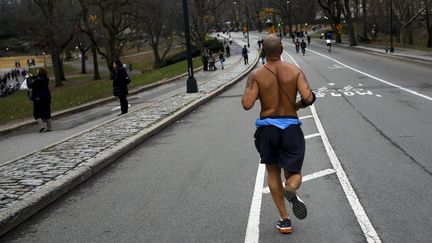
254,125,305,173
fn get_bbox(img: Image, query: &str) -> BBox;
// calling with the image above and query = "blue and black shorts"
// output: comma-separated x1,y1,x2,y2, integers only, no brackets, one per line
254,125,305,173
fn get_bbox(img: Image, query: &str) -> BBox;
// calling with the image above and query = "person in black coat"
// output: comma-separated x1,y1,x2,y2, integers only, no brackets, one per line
27,68,52,132
112,60,130,115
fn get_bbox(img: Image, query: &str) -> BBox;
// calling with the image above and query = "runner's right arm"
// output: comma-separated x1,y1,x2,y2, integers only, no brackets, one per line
242,71,259,110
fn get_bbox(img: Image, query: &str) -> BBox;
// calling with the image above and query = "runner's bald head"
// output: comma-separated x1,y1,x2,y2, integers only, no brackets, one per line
263,34,282,58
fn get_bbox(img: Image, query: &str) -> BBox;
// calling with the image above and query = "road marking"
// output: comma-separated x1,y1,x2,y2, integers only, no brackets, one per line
286,50,382,242
244,163,266,243
303,46,432,102
262,169,336,194
304,133,321,139
310,105,381,243
299,115,314,120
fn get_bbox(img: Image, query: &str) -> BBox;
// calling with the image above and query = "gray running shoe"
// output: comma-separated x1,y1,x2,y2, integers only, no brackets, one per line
283,187,307,220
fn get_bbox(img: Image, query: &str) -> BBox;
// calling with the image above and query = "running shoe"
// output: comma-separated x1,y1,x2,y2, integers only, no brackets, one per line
276,218,292,234
283,187,307,220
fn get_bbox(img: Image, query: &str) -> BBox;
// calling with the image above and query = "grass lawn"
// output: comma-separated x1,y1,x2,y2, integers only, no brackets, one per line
0,57,201,126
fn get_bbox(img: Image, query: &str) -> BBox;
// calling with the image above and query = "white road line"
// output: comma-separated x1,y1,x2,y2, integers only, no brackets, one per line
304,133,321,140
262,168,336,194
244,163,266,243
285,41,432,102
299,115,314,120
286,50,381,242
302,168,336,182
311,105,381,243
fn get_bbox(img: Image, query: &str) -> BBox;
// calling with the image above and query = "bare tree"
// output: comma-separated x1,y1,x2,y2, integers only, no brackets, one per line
77,0,101,80
341,0,357,46
187,0,224,51
31,0,80,86
426,0,432,47
362,0,369,41
318,0,343,43
80,0,139,78
135,0,176,68
393,0,432,46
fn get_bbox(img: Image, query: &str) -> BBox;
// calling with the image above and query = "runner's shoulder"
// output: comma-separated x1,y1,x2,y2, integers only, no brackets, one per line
283,62,301,74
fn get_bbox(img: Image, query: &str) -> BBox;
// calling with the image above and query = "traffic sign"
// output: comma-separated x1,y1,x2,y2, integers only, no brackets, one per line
336,24,343,31
269,26,276,33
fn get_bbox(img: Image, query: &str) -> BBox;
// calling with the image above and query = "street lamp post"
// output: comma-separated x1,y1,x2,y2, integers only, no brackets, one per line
42,52,46,68
182,0,198,93
246,17,250,47
389,0,394,53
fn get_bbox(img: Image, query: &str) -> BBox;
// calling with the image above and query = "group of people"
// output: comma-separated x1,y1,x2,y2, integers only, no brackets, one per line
294,39,308,55
20,59,131,133
0,68,27,97
201,46,229,71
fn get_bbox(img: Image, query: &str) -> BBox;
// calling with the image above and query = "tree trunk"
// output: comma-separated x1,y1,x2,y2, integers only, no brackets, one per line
152,45,162,69
91,46,101,80
400,25,406,46
80,50,87,74
343,0,357,46
50,49,63,87
362,0,368,40
335,27,342,43
427,2,432,48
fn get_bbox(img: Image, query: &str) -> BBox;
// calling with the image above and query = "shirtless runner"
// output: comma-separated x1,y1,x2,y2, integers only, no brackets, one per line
241,34,316,234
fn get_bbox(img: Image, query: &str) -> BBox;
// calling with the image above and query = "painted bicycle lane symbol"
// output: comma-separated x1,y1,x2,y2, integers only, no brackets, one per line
316,83,382,98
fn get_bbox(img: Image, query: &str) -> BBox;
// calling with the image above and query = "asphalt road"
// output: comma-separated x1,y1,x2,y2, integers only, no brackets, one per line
1,33,431,242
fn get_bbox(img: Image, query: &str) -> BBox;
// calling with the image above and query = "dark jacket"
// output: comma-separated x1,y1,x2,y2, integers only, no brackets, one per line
28,75,51,101
112,67,129,97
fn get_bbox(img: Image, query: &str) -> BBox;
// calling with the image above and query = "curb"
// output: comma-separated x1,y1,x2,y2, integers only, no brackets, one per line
0,51,259,236
0,67,203,135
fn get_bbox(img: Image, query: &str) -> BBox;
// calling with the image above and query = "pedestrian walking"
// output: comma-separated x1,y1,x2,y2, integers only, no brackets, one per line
27,68,52,132
241,34,316,234
202,50,209,71
295,39,300,53
307,35,311,45
225,45,231,58
208,51,217,71
219,51,225,70
300,39,307,56
260,49,266,64
112,60,130,116
242,45,249,65
229,36,233,45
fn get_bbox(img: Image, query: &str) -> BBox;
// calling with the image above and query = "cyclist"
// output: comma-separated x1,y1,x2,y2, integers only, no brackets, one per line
300,40,307,56
326,39,332,53
295,39,300,54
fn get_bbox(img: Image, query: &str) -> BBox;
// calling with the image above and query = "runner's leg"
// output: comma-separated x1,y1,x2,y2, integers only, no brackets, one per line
284,171,302,190
267,164,289,219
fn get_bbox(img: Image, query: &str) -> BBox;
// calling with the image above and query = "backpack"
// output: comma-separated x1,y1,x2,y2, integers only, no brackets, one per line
242,48,248,56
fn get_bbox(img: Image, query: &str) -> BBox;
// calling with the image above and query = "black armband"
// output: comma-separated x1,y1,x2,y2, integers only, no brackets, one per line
300,91,316,107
